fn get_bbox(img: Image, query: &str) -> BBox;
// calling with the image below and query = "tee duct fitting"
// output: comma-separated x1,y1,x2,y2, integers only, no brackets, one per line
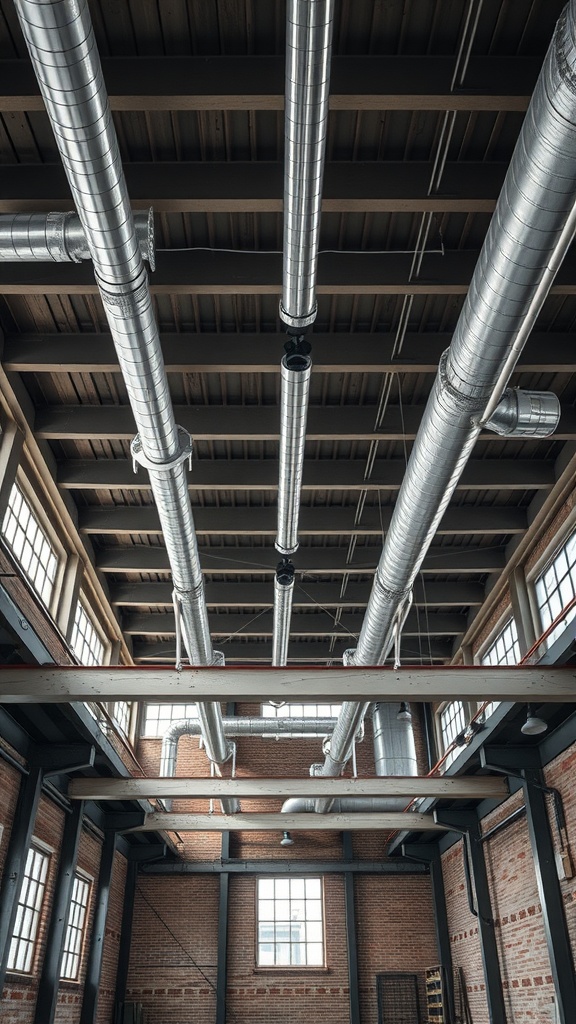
0,210,155,269
483,389,561,437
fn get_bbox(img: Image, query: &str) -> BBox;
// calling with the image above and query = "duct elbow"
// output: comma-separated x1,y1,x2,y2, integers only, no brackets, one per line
281,798,315,813
484,389,560,437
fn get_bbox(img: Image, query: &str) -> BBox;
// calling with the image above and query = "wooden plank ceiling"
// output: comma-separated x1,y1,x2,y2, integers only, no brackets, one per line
0,0,573,666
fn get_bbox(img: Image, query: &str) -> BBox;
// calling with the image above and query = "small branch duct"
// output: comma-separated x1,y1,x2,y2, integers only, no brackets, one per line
0,211,155,267
313,0,576,792
14,0,235,809
273,0,334,663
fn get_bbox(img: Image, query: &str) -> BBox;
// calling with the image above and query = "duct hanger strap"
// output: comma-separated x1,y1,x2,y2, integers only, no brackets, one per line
131,426,193,474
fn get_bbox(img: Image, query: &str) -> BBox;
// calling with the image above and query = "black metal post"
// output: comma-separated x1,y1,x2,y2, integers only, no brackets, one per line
33,801,85,1024
0,765,43,993
435,811,506,1024
79,831,117,1024
402,843,455,1024
216,832,230,1024
522,768,576,1024
113,858,138,1021
343,832,361,1024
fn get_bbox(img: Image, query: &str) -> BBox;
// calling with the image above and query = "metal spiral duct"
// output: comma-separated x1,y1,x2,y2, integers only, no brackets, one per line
272,560,296,666
14,0,234,795
0,210,155,266
276,352,313,558
315,0,576,789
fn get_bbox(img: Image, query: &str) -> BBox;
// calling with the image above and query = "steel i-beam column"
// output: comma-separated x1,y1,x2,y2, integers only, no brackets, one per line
33,801,85,1024
79,831,117,1024
216,831,230,1024
113,859,138,1019
522,768,576,1024
435,812,506,1024
343,832,361,1024
0,765,43,992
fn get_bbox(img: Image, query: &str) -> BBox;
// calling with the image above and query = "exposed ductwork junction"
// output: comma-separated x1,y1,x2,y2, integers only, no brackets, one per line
14,0,237,811
0,210,155,267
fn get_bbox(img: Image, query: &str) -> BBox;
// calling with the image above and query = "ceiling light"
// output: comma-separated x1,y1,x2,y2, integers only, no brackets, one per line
521,704,548,736
397,701,412,721
280,830,294,846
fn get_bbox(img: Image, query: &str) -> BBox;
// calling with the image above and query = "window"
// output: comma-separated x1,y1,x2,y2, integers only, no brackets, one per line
70,598,105,666
480,615,520,719
439,700,468,769
60,872,91,981
2,482,59,609
111,701,132,738
534,528,576,648
261,703,341,737
142,703,198,738
257,877,324,967
8,844,50,973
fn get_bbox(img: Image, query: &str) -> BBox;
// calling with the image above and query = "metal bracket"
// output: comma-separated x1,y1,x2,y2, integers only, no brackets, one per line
31,742,96,776
131,425,193,474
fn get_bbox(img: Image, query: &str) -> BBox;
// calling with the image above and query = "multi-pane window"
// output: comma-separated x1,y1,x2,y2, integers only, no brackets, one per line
261,703,341,738
142,703,198,738
70,598,105,666
112,701,132,738
535,529,576,647
480,616,520,719
8,844,50,973
439,700,468,769
2,482,59,609
61,873,91,981
257,877,324,967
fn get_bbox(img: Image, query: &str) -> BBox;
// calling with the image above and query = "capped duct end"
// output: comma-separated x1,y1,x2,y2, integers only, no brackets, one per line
272,559,295,668
483,389,560,437
275,342,312,557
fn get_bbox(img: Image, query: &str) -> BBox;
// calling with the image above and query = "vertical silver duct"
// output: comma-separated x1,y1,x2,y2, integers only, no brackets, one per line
272,560,296,666
273,0,334,663
316,0,576,787
14,0,234,795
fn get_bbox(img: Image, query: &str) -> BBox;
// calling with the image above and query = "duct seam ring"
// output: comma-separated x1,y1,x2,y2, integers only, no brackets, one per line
131,426,193,474
438,349,491,412
279,299,318,330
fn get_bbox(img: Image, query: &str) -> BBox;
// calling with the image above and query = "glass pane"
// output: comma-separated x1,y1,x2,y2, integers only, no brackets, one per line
307,943,324,965
258,879,274,900
259,900,275,921
275,879,290,899
305,878,321,899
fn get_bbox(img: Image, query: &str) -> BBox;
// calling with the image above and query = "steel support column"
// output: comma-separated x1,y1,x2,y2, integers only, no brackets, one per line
435,811,506,1024
34,801,85,1024
113,859,138,1021
402,843,455,1024
216,832,230,1024
522,768,576,1024
343,832,361,1024
79,831,117,1024
0,765,43,992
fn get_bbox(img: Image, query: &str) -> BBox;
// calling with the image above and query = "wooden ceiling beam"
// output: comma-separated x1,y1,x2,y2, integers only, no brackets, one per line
96,544,506,576
0,55,539,113
0,664,573,703
131,639,453,663
121,610,467,637
7,331,574,375
126,812,444,832
68,775,509,802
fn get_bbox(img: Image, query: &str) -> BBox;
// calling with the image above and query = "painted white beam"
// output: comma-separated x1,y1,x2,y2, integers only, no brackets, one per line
126,811,445,832
0,666,574,703
68,775,509,802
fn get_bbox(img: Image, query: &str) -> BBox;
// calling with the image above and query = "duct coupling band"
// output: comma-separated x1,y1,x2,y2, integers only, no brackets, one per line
131,425,193,473
279,300,318,330
46,212,80,262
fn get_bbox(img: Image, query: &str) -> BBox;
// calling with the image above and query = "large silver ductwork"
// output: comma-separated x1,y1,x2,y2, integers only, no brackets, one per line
0,210,154,267
14,0,234,801
282,703,417,815
316,0,576,785
272,559,296,667
273,0,334,664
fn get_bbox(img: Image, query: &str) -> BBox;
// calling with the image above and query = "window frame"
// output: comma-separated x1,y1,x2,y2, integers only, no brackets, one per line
70,593,108,667
7,839,52,976
140,702,200,738
1,474,66,616
60,869,92,983
255,876,326,969
528,518,576,652
435,700,474,769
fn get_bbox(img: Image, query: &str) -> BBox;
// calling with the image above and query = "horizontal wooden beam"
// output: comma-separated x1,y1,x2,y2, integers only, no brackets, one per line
7,331,574,376
131,639,453,663
121,609,467,638
57,458,554,494
79,505,527,538
0,55,539,113
5,249,576,297
68,775,509,802
0,161,507,215
97,544,506,576
126,812,444,832
112,580,485,609
0,665,573,703
35,404,576,442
